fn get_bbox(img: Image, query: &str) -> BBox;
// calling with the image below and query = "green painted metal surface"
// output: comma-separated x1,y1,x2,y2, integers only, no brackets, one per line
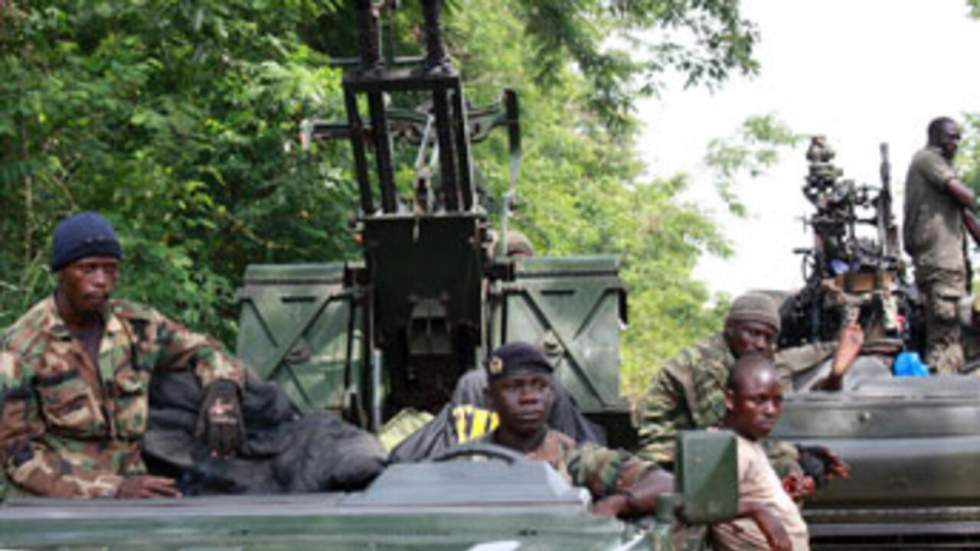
495,255,628,415
235,262,363,413
773,375,980,545
0,501,642,550
674,431,738,524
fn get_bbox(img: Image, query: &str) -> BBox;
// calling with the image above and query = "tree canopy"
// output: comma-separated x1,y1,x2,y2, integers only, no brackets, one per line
0,0,759,393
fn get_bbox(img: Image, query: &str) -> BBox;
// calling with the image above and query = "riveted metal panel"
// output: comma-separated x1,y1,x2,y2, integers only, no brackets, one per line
235,263,363,413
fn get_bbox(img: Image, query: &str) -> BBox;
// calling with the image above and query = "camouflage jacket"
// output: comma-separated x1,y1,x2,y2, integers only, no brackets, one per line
635,333,834,475
0,296,245,498
515,430,654,499
635,334,734,465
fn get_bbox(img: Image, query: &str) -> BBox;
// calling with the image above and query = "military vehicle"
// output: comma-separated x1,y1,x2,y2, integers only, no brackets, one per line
234,0,632,446
0,2,739,550
0,432,738,550
770,138,980,549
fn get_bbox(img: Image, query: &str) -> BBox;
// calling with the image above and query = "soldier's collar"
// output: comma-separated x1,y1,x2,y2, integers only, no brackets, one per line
41,295,120,339
38,295,71,340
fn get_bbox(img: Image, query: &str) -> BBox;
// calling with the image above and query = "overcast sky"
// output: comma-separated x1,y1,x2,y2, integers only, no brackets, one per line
638,0,980,297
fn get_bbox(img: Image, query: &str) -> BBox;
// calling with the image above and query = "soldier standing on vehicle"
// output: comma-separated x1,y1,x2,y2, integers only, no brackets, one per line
712,354,809,551
903,117,980,374
635,292,851,497
0,212,247,498
476,341,673,519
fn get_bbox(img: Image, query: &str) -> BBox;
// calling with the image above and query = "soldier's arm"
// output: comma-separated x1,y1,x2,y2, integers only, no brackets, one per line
141,308,245,390
963,210,980,246
634,367,686,465
0,350,124,497
946,178,976,212
920,150,974,210
564,442,668,506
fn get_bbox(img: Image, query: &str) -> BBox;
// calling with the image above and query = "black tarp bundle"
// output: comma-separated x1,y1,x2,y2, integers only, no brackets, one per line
144,371,386,495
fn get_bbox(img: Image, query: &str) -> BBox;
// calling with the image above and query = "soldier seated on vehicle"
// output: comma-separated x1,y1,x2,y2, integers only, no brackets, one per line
712,354,811,551
0,212,249,499
0,212,387,499
472,342,672,519
387,363,605,462
635,292,852,500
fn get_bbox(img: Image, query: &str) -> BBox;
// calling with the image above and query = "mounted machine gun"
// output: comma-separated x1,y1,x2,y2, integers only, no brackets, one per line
779,136,907,348
234,0,631,443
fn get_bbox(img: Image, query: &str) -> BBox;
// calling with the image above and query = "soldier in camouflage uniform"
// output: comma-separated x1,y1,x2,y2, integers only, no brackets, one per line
0,212,247,498
903,117,980,374
477,342,672,518
635,293,850,498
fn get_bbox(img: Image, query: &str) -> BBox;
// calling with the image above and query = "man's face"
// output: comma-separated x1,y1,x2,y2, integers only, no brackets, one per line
725,320,778,358
57,256,119,316
487,372,554,437
724,367,783,441
936,121,962,160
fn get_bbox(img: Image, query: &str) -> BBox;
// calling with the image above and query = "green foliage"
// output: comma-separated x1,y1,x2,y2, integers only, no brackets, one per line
0,0,356,341
969,0,980,18
958,113,980,192
704,113,803,216
509,0,759,133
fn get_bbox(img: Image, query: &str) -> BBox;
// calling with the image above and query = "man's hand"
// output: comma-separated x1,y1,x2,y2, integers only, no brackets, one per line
797,445,850,489
816,321,864,391
591,494,630,518
744,501,792,551
780,471,815,502
116,475,181,498
194,380,245,458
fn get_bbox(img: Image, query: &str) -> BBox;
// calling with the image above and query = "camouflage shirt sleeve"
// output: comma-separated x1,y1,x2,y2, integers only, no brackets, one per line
0,348,123,497
634,364,688,465
130,304,245,390
562,441,655,499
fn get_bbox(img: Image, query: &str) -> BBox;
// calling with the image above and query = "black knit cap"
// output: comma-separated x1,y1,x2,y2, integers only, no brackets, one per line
485,341,553,384
50,212,123,271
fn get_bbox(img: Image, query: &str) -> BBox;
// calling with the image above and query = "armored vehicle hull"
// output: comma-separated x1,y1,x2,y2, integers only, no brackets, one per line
0,434,738,551
774,375,980,549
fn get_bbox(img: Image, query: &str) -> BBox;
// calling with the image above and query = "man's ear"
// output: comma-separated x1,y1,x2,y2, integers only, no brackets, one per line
484,385,495,410
723,388,735,412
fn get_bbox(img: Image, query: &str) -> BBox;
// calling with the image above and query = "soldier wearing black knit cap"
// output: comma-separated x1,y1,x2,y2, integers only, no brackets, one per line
0,212,248,499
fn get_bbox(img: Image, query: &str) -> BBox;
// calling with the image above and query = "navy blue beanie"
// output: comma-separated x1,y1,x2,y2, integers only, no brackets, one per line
485,342,553,384
50,212,123,271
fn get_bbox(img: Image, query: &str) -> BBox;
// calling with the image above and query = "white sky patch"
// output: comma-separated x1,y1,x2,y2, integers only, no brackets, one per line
637,0,980,297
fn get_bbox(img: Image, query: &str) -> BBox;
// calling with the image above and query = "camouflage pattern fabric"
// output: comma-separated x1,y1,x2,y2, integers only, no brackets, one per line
917,266,966,374
523,430,653,499
635,334,733,465
634,333,804,477
0,296,245,498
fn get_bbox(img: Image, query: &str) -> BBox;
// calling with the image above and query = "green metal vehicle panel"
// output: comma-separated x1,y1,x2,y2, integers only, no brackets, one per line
234,254,632,437
772,375,980,547
0,432,739,550
235,262,364,414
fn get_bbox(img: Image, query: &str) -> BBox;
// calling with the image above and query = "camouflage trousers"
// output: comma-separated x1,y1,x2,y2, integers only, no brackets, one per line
917,266,966,375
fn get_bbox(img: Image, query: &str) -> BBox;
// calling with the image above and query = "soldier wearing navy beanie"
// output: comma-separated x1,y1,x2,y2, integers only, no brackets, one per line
49,212,123,272
0,212,249,499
